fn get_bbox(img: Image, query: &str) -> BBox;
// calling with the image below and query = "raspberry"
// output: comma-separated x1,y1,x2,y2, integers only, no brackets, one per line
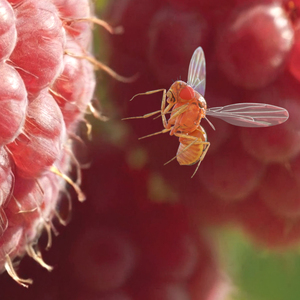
239,82,300,162
236,194,300,249
134,204,199,281
147,7,209,86
9,0,65,96
258,163,300,218
0,63,27,146
0,0,17,60
105,0,163,58
199,137,265,201
74,291,132,300
0,0,128,287
132,281,191,300
69,227,137,293
51,41,96,129
216,2,294,89
7,89,66,178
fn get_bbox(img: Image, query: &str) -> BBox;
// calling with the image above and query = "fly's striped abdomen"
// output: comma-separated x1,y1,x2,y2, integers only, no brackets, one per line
176,126,207,166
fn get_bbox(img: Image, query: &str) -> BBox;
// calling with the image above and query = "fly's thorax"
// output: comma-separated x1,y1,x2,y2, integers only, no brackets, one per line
169,100,203,135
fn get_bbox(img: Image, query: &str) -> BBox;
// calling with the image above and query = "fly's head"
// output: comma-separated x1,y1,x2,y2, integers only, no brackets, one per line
168,80,196,104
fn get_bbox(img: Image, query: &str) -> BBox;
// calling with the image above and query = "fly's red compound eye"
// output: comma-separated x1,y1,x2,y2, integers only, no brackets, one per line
179,86,194,101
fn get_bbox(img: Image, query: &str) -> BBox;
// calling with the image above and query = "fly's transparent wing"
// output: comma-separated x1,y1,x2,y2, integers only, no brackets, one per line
206,103,289,127
187,47,206,96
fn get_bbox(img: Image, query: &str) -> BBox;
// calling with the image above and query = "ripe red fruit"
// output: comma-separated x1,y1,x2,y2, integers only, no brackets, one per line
147,7,209,86
51,40,96,129
0,0,101,286
237,194,300,249
258,163,300,218
0,63,27,146
7,89,66,178
0,148,13,220
132,281,191,300
9,0,65,95
74,290,133,300
134,204,199,281
70,228,137,293
199,137,265,201
216,2,294,89
106,0,163,58
288,34,300,81
239,84,300,163
0,0,17,60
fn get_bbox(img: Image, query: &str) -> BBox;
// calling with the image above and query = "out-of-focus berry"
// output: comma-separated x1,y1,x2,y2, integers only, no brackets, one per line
106,0,300,254
216,2,294,89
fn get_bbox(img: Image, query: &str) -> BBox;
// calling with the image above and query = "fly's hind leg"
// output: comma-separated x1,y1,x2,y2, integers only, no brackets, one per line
191,142,210,178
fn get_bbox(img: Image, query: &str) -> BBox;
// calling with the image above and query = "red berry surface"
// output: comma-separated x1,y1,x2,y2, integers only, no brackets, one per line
216,2,294,89
0,0,97,290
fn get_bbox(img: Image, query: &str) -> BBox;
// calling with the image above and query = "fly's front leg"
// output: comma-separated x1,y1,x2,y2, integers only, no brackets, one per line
161,103,189,133
122,110,161,120
129,89,166,101
160,90,187,129
160,89,171,129
138,128,171,140
167,104,188,125
124,89,166,121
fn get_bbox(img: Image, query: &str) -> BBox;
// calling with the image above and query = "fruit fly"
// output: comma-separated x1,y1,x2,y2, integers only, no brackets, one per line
124,47,289,177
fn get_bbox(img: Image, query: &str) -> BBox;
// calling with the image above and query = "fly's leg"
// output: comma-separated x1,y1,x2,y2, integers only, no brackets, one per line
122,110,161,120
153,104,188,120
160,90,172,129
161,103,189,134
168,104,188,120
191,143,210,178
138,128,171,140
125,89,168,126
129,89,166,101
